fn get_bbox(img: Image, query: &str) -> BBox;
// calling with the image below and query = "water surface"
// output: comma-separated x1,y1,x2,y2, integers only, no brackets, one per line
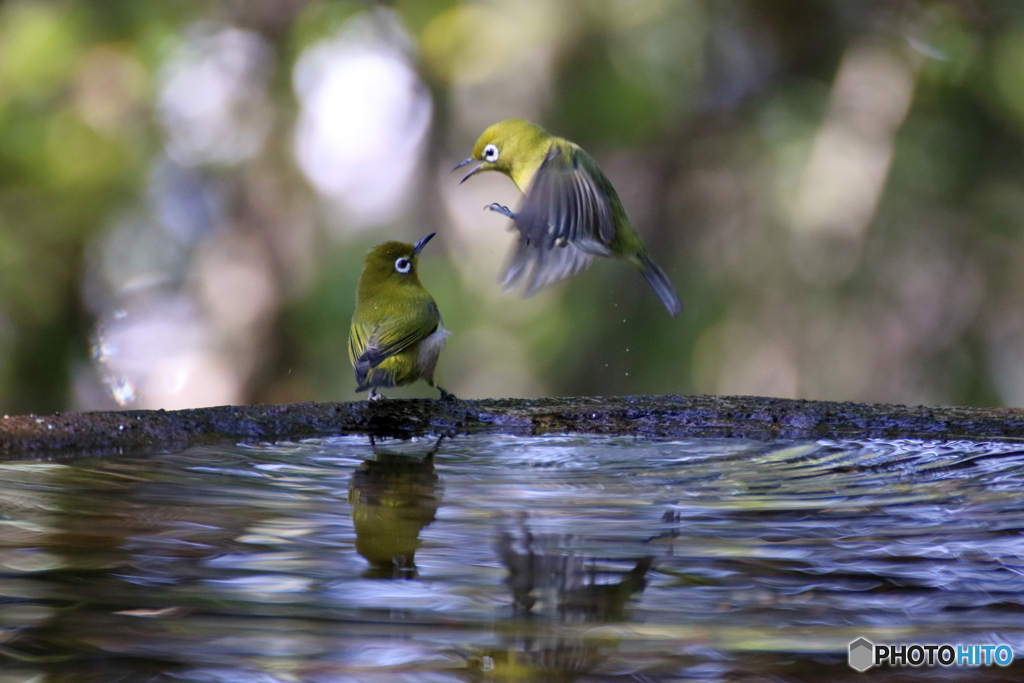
1,435,1022,681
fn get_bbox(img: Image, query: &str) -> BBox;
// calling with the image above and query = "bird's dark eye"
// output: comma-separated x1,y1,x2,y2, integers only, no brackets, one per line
394,257,412,274
483,143,499,163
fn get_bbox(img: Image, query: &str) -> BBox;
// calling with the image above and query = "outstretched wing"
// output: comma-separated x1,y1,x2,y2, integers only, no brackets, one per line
517,144,615,253
348,300,440,389
504,144,615,296
501,236,596,297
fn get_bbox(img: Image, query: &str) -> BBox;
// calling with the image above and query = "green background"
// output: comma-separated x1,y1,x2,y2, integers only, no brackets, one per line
1,0,1022,413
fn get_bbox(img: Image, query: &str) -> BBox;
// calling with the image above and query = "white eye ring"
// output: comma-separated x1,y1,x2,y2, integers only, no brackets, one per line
482,143,499,163
395,257,412,274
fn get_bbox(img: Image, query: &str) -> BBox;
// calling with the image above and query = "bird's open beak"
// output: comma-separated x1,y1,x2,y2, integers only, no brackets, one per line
413,232,436,255
453,157,483,184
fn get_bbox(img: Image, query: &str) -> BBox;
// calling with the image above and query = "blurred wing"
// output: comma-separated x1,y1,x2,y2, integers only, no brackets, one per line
516,144,615,255
349,301,440,385
503,144,615,296
502,237,595,297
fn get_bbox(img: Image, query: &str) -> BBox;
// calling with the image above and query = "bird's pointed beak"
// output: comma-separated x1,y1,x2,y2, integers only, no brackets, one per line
453,157,483,184
413,232,436,255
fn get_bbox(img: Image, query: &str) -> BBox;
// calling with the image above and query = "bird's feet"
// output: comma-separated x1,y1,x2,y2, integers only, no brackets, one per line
437,386,458,402
368,389,386,402
485,203,517,220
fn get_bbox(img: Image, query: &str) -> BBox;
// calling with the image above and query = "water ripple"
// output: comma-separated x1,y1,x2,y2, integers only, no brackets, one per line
1,434,1023,680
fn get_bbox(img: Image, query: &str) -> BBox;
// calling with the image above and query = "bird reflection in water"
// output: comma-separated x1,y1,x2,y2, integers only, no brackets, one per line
465,514,655,681
496,513,653,620
347,436,443,579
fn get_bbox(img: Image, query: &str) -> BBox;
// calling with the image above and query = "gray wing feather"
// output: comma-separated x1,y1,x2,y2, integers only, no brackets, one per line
503,237,594,297
516,146,614,255
503,145,614,295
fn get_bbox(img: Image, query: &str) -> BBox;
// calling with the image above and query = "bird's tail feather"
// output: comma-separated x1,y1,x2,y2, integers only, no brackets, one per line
637,252,682,317
354,351,396,392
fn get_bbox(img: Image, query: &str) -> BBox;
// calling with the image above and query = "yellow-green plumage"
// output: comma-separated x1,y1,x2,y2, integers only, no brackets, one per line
455,118,682,317
348,234,451,399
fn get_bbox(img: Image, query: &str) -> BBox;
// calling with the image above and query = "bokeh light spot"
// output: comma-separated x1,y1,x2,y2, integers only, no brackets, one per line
294,11,432,229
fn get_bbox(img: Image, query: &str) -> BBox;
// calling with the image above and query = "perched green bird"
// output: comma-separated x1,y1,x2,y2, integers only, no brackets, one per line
454,118,682,316
348,233,453,400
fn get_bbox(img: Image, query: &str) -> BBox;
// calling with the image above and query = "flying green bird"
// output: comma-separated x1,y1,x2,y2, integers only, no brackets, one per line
454,118,682,316
348,233,453,400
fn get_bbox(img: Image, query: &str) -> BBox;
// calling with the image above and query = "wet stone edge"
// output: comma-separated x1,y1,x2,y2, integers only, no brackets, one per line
2,394,1024,458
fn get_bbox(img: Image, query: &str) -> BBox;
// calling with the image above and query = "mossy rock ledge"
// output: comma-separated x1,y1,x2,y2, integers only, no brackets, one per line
2,395,1024,458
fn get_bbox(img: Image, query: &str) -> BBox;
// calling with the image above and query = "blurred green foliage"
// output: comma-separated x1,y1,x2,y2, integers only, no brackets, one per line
5,0,1024,414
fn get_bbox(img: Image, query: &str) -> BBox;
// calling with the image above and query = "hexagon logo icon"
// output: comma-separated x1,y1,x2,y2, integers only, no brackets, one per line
849,638,874,672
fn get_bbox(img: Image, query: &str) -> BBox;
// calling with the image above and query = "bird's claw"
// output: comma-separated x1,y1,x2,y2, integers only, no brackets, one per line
485,203,516,220
437,386,458,402
368,389,386,402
